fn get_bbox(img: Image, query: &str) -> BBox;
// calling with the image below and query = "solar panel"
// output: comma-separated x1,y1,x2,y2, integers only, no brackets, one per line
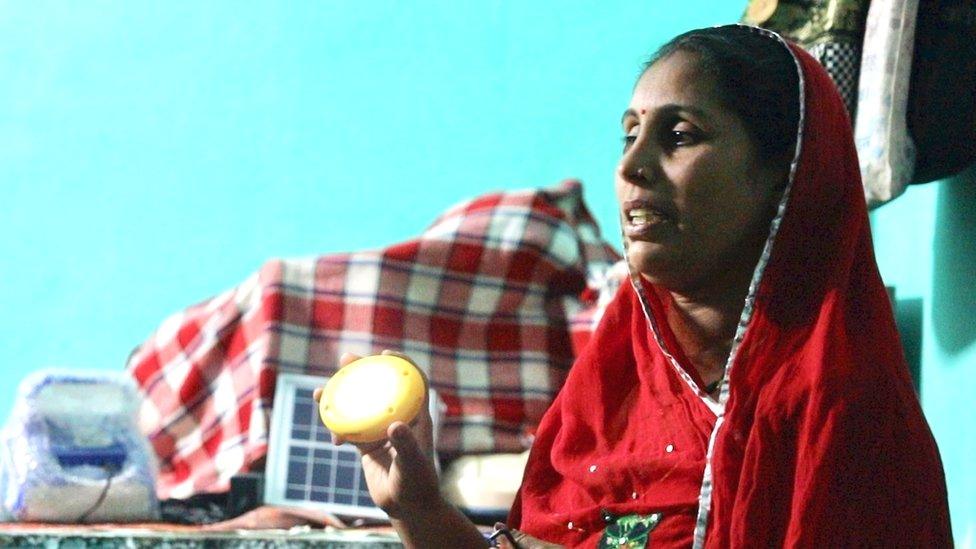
265,372,440,521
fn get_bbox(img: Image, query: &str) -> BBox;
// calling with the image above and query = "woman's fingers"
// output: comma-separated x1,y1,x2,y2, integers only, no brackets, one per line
312,387,322,403
495,534,516,549
380,349,412,361
385,421,441,511
511,529,566,549
352,438,392,456
387,422,427,466
380,349,429,386
331,433,395,458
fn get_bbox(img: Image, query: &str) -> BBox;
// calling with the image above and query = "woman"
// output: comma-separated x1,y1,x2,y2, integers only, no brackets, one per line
318,24,952,547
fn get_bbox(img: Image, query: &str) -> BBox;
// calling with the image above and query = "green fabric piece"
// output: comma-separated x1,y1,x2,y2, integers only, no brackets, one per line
597,513,662,548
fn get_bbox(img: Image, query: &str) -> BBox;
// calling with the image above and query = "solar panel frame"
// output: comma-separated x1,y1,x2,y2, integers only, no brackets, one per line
264,373,388,520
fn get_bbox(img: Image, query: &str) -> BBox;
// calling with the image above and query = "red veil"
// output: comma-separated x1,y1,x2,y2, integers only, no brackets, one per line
509,27,952,547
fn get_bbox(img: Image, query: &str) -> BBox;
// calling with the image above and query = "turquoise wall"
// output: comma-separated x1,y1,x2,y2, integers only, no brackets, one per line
871,174,976,545
1,1,970,541
1,0,737,417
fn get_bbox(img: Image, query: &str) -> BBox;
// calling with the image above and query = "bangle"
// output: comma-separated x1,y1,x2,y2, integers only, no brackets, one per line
487,523,521,548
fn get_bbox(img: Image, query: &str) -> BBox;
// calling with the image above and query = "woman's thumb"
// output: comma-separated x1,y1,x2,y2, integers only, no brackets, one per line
387,422,431,472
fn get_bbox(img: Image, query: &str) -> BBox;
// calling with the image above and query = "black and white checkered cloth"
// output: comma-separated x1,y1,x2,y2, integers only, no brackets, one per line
808,41,861,120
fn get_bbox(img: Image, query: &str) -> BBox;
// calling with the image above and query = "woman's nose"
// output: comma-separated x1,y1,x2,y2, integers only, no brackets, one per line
617,144,656,186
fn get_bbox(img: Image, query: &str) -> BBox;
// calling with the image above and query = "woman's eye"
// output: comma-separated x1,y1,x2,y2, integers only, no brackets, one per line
664,128,699,148
621,126,639,151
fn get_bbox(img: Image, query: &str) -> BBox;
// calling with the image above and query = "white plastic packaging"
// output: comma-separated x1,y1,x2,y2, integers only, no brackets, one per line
855,0,921,208
0,369,160,523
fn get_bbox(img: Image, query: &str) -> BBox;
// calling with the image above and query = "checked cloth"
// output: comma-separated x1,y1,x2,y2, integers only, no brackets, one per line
127,180,623,499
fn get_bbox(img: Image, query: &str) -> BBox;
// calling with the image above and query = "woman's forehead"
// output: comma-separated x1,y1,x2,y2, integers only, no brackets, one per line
629,51,723,117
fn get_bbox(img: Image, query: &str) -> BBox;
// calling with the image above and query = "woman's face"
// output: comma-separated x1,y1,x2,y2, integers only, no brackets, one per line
616,50,787,293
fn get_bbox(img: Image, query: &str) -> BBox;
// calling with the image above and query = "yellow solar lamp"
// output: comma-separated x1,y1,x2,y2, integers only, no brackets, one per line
319,355,426,443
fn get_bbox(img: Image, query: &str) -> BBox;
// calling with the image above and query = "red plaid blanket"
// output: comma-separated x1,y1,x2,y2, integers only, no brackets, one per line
127,180,622,499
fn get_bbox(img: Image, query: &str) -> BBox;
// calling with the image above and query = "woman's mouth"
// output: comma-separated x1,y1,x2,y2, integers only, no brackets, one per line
623,201,673,239
627,207,668,226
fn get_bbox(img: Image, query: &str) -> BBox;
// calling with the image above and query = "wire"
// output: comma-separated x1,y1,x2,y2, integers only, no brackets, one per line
76,464,118,523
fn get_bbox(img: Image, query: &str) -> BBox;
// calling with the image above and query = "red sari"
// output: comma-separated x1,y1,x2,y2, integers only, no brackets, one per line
509,28,952,548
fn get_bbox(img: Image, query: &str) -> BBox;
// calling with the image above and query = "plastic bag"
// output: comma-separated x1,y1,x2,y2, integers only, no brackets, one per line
0,369,160,523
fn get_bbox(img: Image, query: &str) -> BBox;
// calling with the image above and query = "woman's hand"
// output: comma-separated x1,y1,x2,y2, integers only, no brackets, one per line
313,350,441,520
494,527,566,549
